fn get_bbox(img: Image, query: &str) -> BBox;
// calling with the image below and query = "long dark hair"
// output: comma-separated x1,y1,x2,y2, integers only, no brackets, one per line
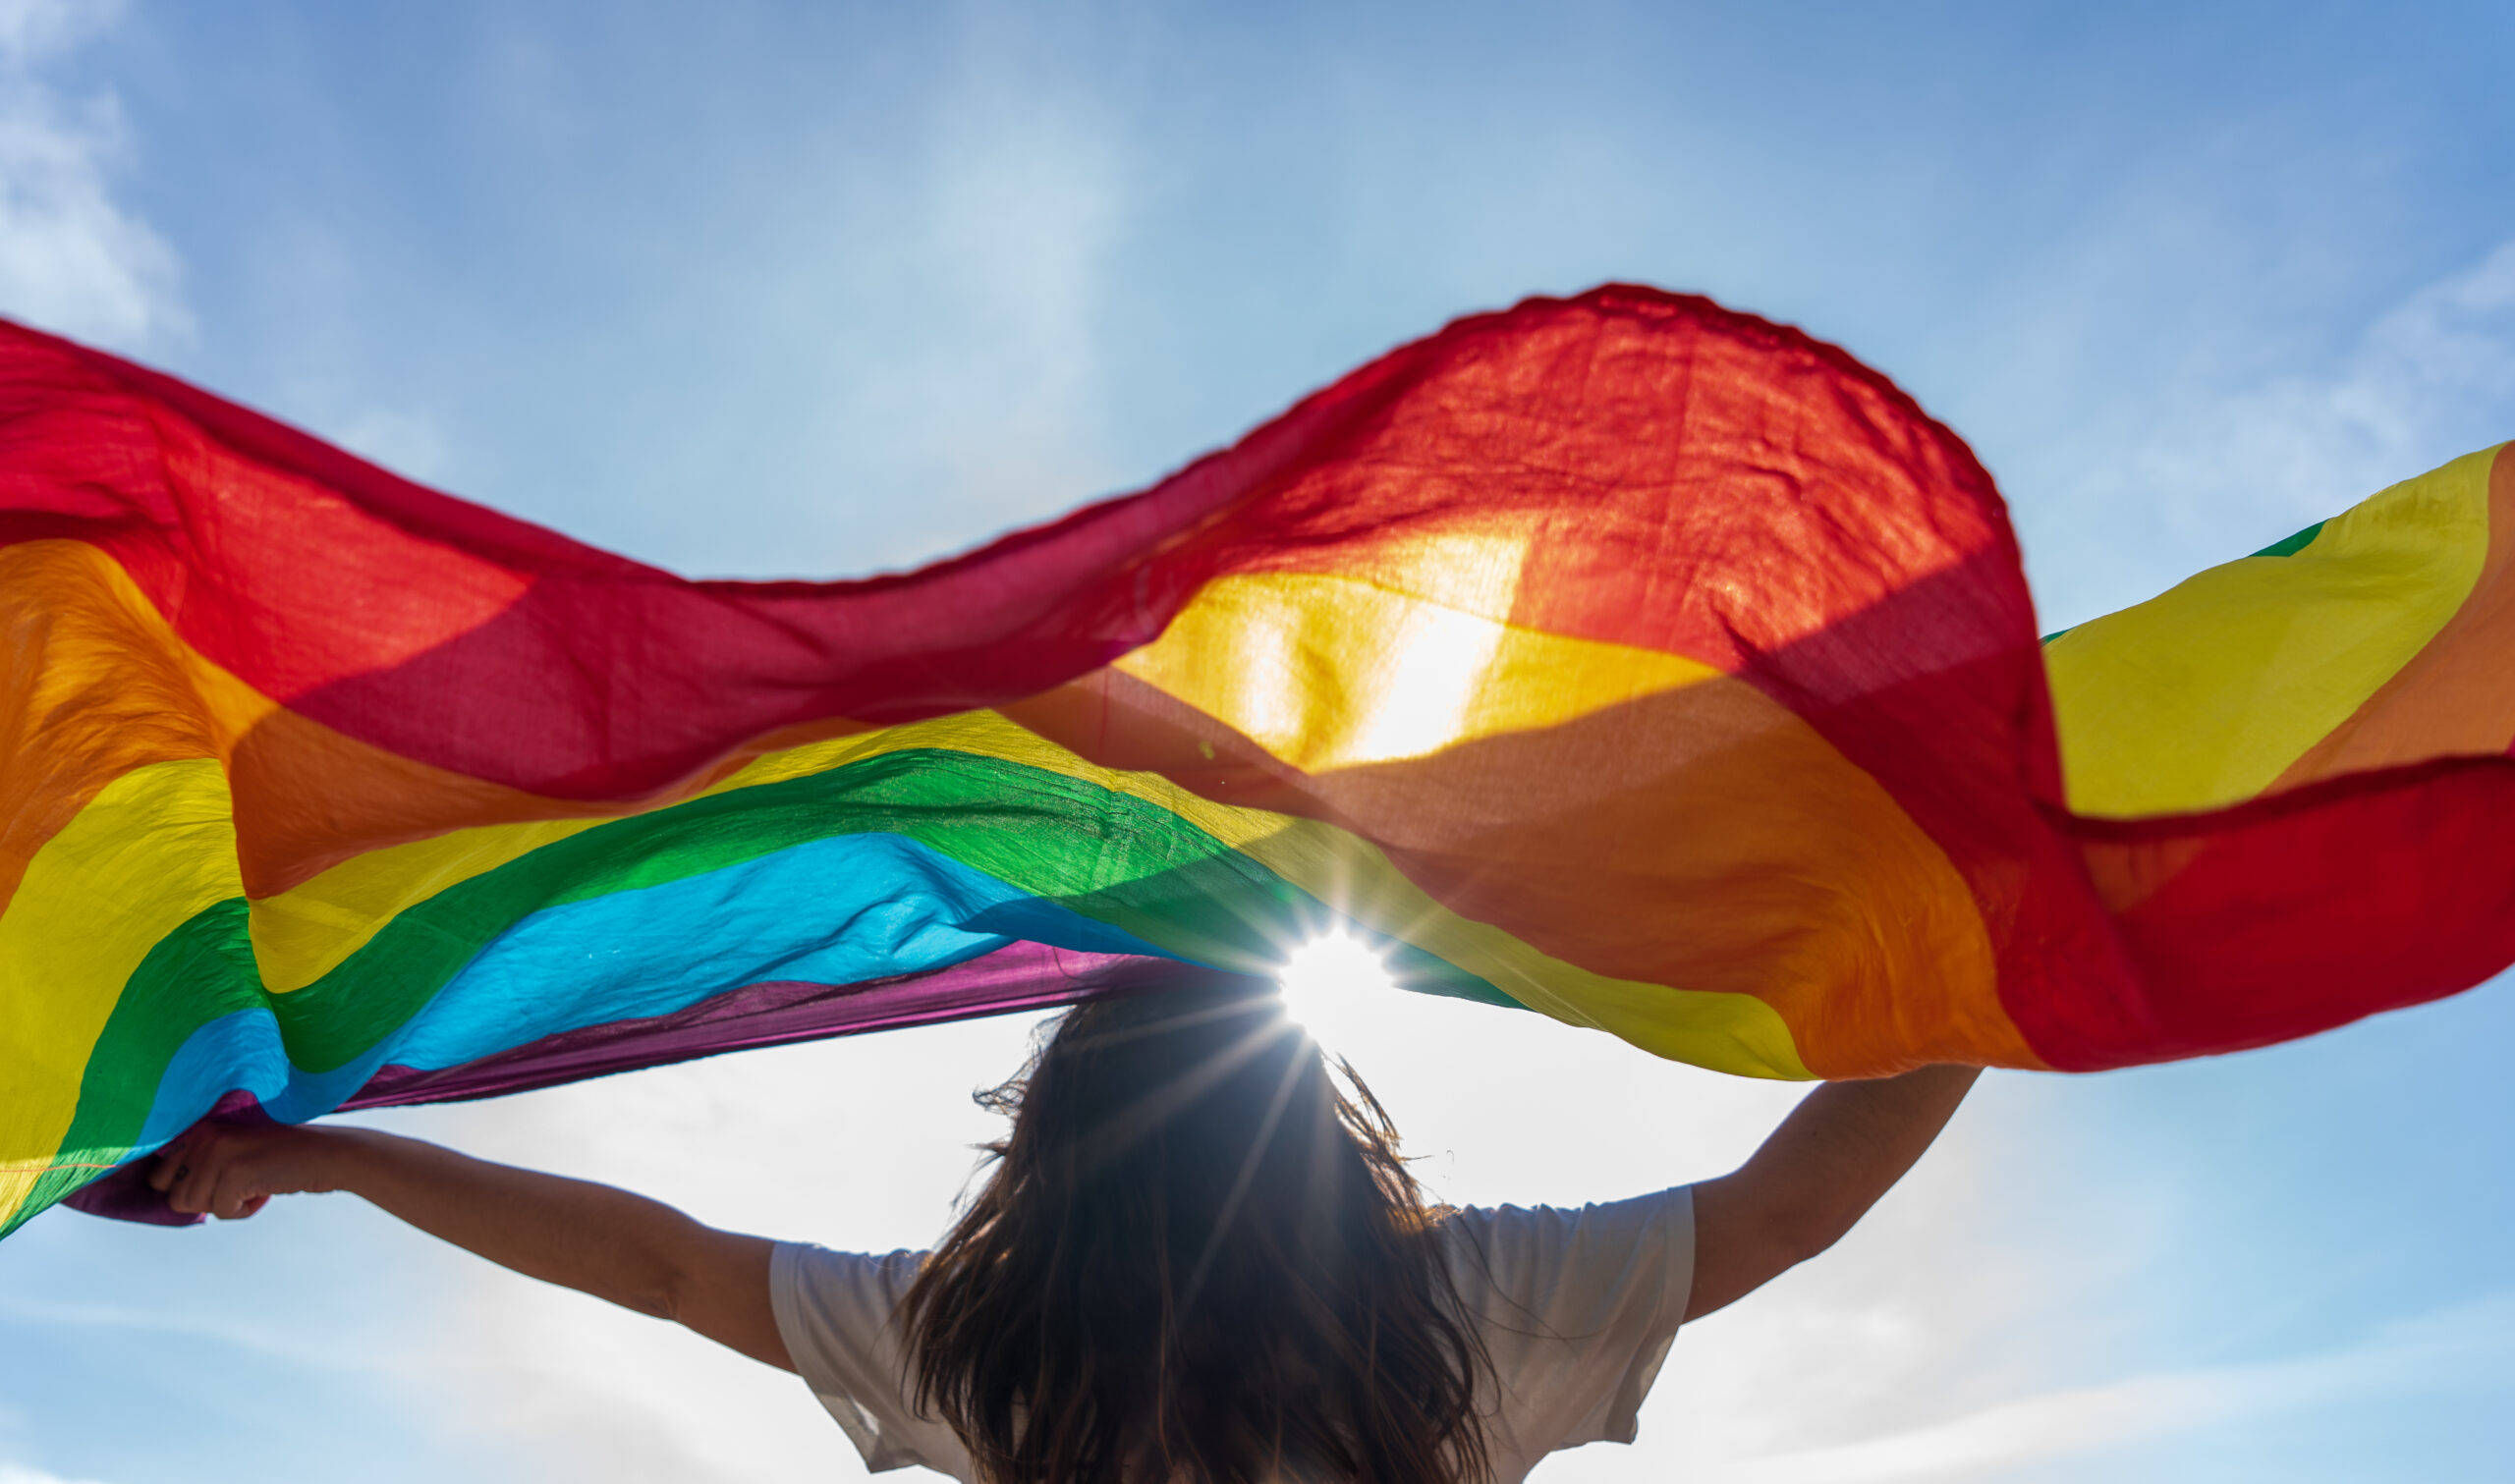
900,976,1491,1484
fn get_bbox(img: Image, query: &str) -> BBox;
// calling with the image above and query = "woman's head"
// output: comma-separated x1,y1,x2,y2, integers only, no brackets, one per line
901,974,1488,1484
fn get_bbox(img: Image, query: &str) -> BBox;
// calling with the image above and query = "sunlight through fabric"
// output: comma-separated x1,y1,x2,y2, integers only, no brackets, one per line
1276,931,1403,1060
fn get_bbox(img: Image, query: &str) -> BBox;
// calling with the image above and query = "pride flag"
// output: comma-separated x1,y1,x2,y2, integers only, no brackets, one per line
2,286,2508,1237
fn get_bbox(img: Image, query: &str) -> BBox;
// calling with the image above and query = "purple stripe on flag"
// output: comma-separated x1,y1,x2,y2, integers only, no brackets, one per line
343,945,1218,1108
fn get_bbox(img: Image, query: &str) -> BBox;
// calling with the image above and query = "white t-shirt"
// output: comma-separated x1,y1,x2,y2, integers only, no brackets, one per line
769,1184,1696,1482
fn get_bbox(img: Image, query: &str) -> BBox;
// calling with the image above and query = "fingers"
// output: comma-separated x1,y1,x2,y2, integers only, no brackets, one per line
150,1126,252,1216
145,1130,194,1193
205,1163,266,1221
169,1145,223,1215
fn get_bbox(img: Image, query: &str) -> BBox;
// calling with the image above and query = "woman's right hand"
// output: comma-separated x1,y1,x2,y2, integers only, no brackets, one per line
145,1122,362,1221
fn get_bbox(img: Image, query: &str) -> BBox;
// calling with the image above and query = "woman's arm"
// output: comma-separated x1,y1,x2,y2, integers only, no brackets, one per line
149,1123,794,1371
1682,1064,1981,1322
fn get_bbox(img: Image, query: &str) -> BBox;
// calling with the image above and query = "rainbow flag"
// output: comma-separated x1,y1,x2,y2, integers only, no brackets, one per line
2,287,2508,1237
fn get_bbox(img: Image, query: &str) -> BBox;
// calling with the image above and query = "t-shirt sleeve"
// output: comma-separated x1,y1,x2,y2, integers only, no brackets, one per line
1443,1185,1696,1462
769,1241,973,1478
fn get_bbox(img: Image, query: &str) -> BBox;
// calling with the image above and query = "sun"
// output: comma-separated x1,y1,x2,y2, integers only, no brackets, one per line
1276,929,1400,1054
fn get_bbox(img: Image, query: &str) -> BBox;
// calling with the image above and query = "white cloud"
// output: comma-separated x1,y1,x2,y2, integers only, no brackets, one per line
2035,236,2515,628
1707,1291,2515,1484
1,1462,121,1484
0,0,112,66
0,1289,425,1381
2131,238,2515,544
0,0,186,352
848,4,1130,566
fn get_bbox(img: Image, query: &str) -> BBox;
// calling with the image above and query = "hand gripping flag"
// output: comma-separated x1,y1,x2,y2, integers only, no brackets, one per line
1,286,2507,1236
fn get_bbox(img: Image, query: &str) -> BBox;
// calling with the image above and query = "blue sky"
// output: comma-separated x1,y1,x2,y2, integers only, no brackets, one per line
1,1,2510,1480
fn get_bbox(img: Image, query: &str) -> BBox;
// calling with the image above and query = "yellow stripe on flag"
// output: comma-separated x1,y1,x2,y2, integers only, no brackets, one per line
2048,446,2504,816
0,760,242,1226
1114,569,1726,770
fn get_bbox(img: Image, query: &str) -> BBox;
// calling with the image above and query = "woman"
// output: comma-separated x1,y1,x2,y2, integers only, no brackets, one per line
151,976,1977,1482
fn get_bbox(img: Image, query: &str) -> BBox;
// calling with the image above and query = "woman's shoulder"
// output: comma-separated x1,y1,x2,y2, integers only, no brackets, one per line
1432,1186,1696,1315
1436,1184,1696,1245
773,1242,929,1322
